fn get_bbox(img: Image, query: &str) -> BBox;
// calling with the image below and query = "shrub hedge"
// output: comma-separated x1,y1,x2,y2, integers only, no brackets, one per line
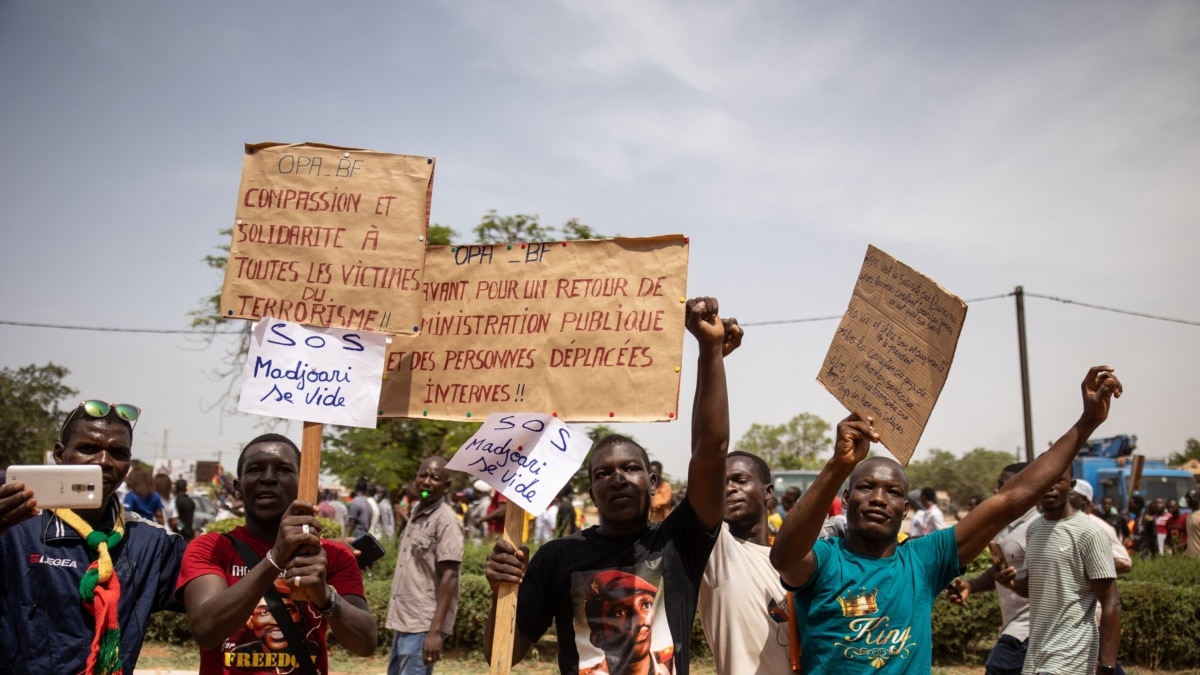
148,539,1200,669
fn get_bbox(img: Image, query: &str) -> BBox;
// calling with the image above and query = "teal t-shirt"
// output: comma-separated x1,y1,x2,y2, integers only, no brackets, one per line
786,527,962,674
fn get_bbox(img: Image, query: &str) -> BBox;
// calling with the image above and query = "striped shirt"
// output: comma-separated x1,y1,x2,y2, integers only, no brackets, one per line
1022,510,1116,674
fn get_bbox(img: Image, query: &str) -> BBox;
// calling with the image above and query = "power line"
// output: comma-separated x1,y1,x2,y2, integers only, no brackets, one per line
1023,292,1200,327
1,290,1197,332
738,293,1015,327
0,319,243,335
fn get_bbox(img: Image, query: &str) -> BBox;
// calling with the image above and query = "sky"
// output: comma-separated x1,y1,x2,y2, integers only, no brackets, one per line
1,1,1197,486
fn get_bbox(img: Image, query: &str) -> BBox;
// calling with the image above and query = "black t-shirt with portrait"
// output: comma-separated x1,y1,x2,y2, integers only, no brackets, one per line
517,499,717,675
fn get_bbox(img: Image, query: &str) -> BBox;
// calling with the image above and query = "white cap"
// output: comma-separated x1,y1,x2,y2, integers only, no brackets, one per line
473,479,493,494
1071,479,1094,502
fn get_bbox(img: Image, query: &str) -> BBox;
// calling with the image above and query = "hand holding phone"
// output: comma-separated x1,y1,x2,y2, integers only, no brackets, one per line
6,465,103,510
350,533,386,570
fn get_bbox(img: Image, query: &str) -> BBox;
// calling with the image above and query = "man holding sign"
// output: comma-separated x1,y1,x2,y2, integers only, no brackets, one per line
483,296,741,675
771,366,1123,674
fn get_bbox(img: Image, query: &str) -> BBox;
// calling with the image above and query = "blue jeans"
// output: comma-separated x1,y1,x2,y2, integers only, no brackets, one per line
985,634,1027,675
388,631,433,675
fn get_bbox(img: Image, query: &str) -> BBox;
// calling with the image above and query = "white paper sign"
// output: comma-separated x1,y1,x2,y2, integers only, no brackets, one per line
447,413,592,514
238,317,388,428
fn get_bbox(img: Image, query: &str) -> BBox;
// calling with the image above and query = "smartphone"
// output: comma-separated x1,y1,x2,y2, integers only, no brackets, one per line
6,465,103,510
350,533,386,570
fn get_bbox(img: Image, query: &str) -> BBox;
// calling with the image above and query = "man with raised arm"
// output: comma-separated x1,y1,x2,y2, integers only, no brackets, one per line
178,433,377,674
483,296,740,674
771,366,1122,674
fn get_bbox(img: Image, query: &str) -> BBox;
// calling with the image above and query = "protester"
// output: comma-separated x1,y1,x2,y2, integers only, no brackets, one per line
0,399,184,674
1129,495,1158,558
386,456,463,674
1069,481,1132,574
780,486,801,513
156,472,178,531
699,451,792,674
772,365,1122,673
328,490,348,536
1184,488,1200,559
1164,498,1186,554
465,481,493,543
909,487,946,538
345,479,376,539
1151,498,1170,554
178,433,376,674
483,296,740,674
554,485,579,539
176,478,197,541
997,466,1122,675
374,485,396,540
648,460,673,523
946,462,1035,675
316,490,336,521
123,466,165,524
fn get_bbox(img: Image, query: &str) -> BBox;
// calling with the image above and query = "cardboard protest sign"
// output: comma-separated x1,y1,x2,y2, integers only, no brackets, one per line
817,245,967,464
238,317,388,428
378,236,690,422
447,413,592,514
220,142,434,334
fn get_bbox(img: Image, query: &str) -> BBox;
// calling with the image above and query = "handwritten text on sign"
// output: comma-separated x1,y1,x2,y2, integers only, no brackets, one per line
220,142,434,334
378,236,689,422
447,413,591,514
238,317,388,428
817,245,967,465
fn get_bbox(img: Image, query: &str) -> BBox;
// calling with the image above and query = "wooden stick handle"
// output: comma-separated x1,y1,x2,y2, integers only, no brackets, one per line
489,499,528,675
293,421,323,602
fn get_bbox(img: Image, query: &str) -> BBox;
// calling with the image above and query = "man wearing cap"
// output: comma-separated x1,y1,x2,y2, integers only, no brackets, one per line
1069,480,1131,575
0,399,185,674
996,464,1122,675
483,296,740,675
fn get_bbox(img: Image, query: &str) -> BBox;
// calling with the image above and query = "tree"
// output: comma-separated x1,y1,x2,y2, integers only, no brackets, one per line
904,447,1016,508
1168,438,1200,467
323,418,480,493
734,412,832,470
0,363,78,467
473,211,603,244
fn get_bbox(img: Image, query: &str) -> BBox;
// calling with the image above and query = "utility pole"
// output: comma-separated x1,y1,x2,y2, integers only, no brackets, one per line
1015,286,1034,463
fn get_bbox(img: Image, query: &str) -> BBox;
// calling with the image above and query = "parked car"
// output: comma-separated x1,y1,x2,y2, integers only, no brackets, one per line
190,493,218,533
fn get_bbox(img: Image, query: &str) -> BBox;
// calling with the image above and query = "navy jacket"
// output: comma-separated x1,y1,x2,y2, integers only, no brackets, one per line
0,499,184,674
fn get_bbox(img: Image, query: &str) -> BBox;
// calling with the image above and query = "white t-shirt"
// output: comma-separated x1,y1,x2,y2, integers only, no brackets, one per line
698,524,792,675
993,508,1037,641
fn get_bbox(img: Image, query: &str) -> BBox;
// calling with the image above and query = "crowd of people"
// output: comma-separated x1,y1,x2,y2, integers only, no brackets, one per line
3,294,1198,674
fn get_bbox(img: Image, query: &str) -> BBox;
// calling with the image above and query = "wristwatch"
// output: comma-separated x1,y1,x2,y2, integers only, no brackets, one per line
1096,665,1116,674
316,589,341,617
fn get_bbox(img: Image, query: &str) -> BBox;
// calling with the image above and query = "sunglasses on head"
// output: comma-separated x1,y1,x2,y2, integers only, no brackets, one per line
60,400,141,440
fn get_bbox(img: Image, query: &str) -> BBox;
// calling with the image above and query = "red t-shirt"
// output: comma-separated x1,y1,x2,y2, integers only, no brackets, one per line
176,526,364,675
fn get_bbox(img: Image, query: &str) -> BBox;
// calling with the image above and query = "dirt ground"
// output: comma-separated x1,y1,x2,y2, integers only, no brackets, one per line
136,644,1198,674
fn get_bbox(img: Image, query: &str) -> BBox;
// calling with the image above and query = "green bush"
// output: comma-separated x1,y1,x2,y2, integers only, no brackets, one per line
931,553,1200,669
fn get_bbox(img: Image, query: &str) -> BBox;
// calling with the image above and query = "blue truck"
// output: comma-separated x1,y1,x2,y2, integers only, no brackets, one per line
1073,434,1197,509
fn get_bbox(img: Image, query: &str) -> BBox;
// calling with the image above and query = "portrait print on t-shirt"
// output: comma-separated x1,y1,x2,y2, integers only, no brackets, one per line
574,563,675,675
223,577,322,674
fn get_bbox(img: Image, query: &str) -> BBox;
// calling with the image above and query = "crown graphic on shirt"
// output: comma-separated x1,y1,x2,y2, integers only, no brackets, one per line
836,588,879,617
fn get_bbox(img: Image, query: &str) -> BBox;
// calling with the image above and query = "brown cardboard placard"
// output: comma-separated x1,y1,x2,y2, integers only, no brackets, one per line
219,142,433,334
817,245,967,464
378,236,690,422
